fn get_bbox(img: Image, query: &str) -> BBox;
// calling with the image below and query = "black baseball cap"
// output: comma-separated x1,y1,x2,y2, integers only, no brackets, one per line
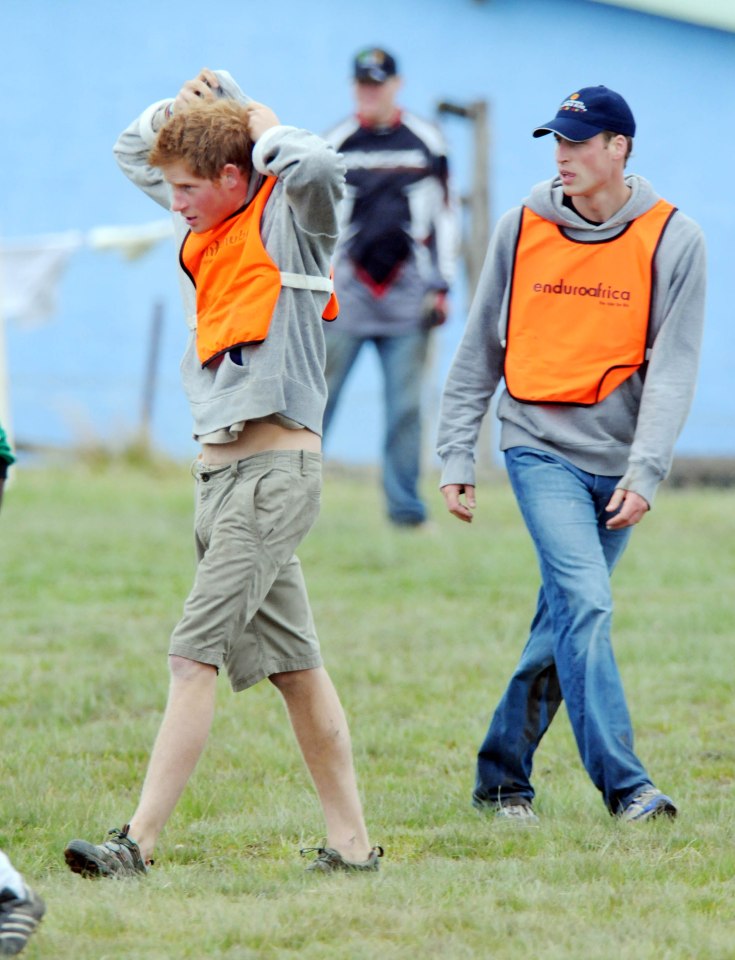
533,85,636,141
353,47,398,84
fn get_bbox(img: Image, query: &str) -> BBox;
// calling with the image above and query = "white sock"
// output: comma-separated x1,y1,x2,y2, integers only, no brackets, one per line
0,851,27,900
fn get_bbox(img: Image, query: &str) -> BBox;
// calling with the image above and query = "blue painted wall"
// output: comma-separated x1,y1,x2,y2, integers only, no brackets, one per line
2,0,733,462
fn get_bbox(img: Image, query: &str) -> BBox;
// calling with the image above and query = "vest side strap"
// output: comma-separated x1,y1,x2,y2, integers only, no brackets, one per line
280,271,334,294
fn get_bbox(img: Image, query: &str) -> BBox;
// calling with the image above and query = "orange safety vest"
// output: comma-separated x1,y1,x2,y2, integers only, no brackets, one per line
181,176,339,368
504,199,676,405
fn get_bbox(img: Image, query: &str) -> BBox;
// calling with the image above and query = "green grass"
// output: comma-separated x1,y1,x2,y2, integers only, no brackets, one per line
1,459,734,959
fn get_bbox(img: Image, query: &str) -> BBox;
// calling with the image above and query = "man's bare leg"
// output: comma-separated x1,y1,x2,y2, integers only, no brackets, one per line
127,656,218,862
270,666,372,862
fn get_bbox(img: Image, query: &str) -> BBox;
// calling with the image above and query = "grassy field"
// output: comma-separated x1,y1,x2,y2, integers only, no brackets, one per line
1,458,734,959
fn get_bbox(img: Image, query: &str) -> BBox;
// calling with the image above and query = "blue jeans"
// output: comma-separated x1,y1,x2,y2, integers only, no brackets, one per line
323,329,429,525
474,446,655,814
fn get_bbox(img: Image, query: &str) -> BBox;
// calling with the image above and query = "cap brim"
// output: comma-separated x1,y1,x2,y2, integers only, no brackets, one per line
354,70,390,84
532,118,602,142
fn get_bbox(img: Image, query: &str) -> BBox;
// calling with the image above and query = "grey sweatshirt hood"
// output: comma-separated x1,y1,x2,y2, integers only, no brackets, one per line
211,70,265,204
525,174,662,234
212,69,250,104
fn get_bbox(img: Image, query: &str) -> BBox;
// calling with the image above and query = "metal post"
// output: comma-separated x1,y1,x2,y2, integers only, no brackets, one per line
436,98,493,466
436,99,491,300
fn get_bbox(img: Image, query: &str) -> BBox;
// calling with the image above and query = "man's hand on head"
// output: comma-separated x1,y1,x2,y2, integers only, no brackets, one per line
173,68,222,113
243,102,280,141
167,73,279,142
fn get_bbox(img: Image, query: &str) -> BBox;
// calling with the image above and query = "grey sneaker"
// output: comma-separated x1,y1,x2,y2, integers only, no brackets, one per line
300,845,384,873
620,788,677,822
64,825,149,878
0,885,45,956
474,795,540,824
494,802,540,824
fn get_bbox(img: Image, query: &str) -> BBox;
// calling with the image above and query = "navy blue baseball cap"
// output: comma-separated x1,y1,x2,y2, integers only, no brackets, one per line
533,85,636,141
353,47,398,83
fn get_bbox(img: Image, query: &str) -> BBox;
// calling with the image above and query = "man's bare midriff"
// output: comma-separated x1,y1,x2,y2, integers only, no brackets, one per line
200,419,321,466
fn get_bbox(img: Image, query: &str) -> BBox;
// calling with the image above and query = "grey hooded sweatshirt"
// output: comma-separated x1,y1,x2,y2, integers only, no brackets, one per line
113,72,346,441
437,174,706,506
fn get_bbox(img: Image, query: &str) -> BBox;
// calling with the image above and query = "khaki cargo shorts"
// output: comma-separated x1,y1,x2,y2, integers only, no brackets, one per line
169,450,324,691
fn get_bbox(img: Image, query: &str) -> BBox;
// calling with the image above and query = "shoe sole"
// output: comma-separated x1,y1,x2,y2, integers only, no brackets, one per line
473,798,540,824
64,841,115,878
306,861,381,873
626,797,678,822
494,811,540,825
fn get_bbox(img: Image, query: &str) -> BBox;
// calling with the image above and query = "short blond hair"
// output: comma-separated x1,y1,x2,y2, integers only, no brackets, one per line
150,100,253,181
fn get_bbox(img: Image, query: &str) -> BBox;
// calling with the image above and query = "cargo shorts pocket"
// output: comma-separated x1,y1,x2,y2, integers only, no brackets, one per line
248,462,320,565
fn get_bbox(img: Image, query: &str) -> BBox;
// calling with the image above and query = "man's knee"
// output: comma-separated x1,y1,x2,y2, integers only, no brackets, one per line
269,666,322,695
168,655,217,682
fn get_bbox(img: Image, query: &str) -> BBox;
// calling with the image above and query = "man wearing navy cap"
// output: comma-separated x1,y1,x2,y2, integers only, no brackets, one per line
437,86,706,823
323,48,458,528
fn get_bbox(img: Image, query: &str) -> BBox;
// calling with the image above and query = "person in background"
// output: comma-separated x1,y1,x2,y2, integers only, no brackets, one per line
0,853,45,957
0,421,15,513
437,85,705,823
0,425,46,956
63,69,381,878
323,47,458,528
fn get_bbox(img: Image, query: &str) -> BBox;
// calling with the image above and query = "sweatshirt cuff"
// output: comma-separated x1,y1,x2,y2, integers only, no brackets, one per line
251,125,299,173
139,99,175,146
438,452,477,489
617,461,662,508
